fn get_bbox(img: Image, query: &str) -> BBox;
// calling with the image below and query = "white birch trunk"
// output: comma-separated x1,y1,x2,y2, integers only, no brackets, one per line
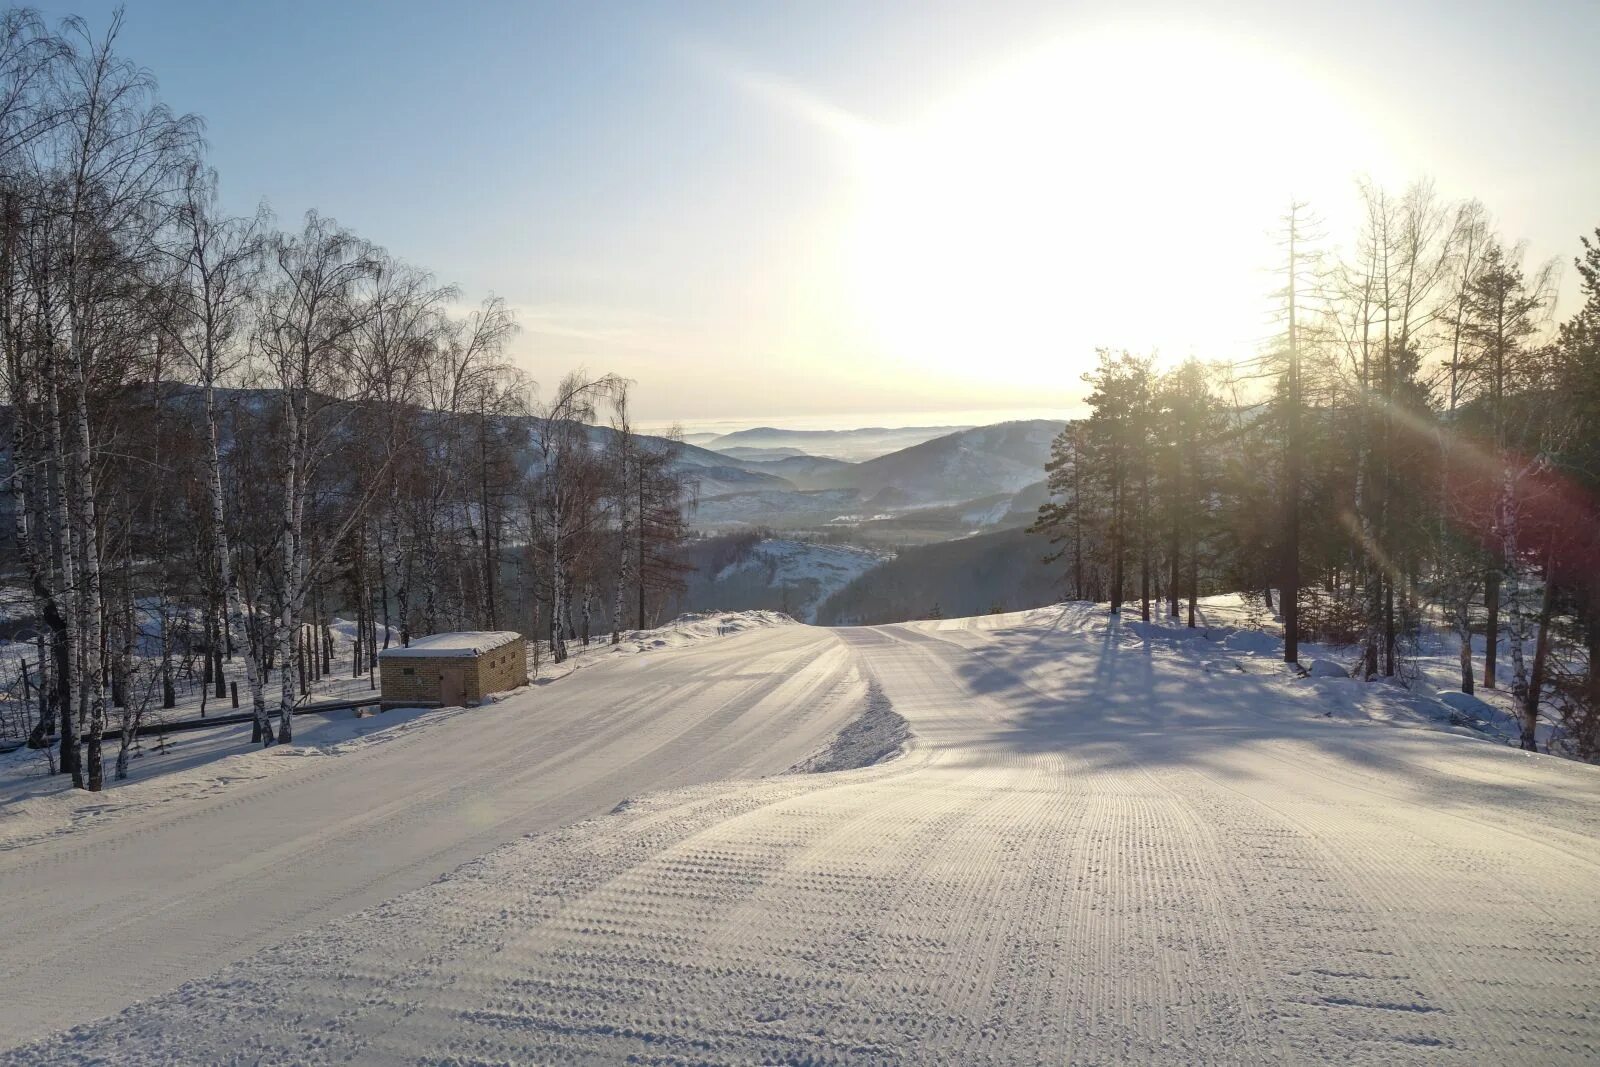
67,328,107,790
385,511,409,646
274,378,309,744
46,372,78,781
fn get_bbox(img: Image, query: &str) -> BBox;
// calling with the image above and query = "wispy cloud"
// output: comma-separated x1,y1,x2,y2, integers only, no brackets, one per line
677,39,878,147
505,302,717,361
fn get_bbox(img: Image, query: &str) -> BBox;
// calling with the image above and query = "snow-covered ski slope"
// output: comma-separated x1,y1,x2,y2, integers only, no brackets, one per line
4,604,1600,1064
0,616,861,1050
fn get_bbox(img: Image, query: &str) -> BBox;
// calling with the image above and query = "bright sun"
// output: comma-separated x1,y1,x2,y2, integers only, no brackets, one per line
846,25,1391,389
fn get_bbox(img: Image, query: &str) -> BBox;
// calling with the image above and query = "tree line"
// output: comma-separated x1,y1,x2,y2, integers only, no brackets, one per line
0,10,693,789
1032,182,1599,759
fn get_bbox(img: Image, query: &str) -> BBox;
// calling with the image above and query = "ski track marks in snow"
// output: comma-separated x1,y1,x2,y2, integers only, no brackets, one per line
0,611,795,854
0,620,864,1049
4,606,1600,1064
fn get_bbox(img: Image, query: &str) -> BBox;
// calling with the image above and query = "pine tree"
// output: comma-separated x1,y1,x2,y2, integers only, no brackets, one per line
1460,241,1553,694
1030,422,1091,600
1080,350,1154,615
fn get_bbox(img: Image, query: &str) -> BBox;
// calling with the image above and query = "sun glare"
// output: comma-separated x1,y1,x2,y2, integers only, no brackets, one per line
847,25,1391,386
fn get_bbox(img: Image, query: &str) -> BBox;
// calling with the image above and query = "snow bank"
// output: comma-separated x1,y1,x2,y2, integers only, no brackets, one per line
1436,689,1524,735
632,609,795,645
0,703,474,852
788,680,909,774
1222,629,1279,655
531,610,796,685
916,597,1583,760
377,630,521,659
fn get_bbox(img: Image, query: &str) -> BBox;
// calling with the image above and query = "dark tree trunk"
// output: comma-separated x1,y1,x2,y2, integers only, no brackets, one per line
1167,510,1180,619
201,613,214,690
1588,597,1600,724
481,420,498,629
1282,537,1298,664
35,593,78,783
1187,550,1197,629
1072,523,1083,602
1383,580,1396,676
25,645,49,750
1362,548,1380,677
212,638,225,700
1483,565,1500,689
1185,420,1198,628
352,590,363,679
1282,214,1302,665
637,475,647,629
1139,462,1151,623
1521,565,1557,752
1109,470,1125,615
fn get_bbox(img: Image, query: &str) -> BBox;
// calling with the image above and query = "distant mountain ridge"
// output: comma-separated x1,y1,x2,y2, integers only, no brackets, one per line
684,421,1062,542
127,388,1054,523
808,420,1062,503
702,425,972,463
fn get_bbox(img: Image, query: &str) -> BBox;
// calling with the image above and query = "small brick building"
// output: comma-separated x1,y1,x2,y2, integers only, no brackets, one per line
377,631,528,710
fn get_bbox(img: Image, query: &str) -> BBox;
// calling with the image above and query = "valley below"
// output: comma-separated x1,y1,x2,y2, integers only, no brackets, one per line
669,418,1070,624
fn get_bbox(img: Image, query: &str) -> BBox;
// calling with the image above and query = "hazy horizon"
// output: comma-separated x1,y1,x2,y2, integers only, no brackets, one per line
641,405,1077,439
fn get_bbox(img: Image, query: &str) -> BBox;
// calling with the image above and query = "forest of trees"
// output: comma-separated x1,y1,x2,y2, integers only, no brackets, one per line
0,11,692,789
1031,186,1600,760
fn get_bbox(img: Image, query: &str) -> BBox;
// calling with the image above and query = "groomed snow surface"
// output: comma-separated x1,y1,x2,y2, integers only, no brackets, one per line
2,603,1598,1064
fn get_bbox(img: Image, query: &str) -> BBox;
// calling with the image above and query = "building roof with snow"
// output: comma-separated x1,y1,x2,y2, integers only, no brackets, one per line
376,631,523,660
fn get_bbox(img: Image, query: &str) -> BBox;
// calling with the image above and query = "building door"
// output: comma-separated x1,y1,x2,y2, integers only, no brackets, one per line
439,667,466,707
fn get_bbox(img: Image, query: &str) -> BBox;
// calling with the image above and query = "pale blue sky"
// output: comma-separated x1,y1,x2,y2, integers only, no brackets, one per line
39,1,1600,421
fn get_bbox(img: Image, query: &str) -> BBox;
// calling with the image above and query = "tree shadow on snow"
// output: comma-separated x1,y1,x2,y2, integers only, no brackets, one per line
872,614,1592,822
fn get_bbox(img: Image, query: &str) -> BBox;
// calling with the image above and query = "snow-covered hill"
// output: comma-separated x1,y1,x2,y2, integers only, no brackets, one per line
679,538,888,621
733,452,856,488
817,525,1061,622
711,539,886,621
810,418,1061,503
680,420,1062,535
